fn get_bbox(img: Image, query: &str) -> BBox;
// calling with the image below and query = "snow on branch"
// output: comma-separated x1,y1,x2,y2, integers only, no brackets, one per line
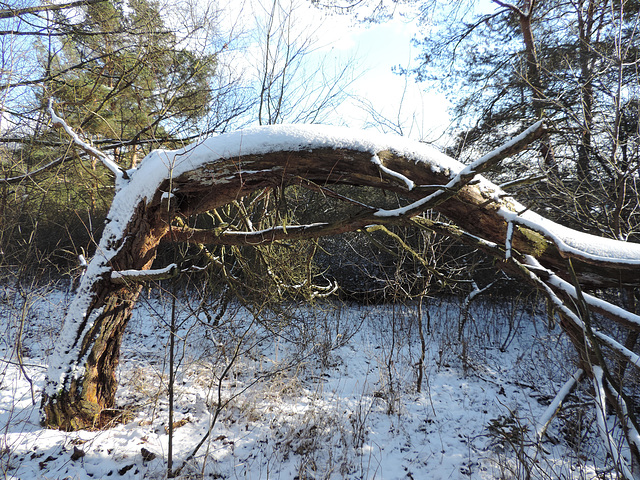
110,263,208,284
608,377,640,462
48,100,129,182
519,256,640,374
374,120,546,217
370,153,415,190
592,367,635,480
535,368,584,441
279,277,339,298
505,221,514,259
111,264,179,284
523,256,640,329
502,208,640,267
592,331,640,371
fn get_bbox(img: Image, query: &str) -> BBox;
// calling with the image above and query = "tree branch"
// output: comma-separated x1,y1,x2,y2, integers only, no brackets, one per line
491,0,525,16
535,369,584,441
0,0,106,19
374,120,546,217
48,100,129,181
1,156,67,185
110,263,208,284
166,216,395,246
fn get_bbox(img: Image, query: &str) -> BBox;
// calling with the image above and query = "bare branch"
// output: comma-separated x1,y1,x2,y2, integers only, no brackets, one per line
48,100,129,181
0,0,106,19
592,367,635,480
0,156,66,185
490,0,525,16
167,216,397,246
374,120,546,217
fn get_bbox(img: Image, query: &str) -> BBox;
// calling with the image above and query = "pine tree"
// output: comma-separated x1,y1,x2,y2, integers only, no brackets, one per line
411,0,640,239
46,0,216,166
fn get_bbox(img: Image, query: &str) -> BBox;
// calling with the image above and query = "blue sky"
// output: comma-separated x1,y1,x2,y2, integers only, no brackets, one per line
334,17,451,142
0,0,452,143
220,0,451,143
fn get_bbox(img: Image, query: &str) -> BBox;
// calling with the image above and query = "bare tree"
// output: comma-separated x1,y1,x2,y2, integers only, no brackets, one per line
252,0,358,125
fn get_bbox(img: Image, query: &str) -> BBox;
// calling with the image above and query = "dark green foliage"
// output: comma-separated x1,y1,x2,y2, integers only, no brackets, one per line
1,0,221,274
46,0,216,166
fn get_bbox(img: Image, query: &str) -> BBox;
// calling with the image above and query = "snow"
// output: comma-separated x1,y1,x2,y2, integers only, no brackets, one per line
592,367,634,479
78,122,640,282
0,288,620,479
505,221,513,259
535,369,583,440
111,264,177,282
523,256,640,328
370,153,415,190
500,207,640,265
42,123,476,397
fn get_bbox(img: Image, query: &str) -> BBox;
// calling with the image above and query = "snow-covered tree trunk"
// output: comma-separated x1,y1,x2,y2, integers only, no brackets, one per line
41,198,170,429
42,286,142,429
41,123,640,452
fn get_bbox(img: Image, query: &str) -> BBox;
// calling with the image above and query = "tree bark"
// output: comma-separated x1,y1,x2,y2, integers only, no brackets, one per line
41,286,141,430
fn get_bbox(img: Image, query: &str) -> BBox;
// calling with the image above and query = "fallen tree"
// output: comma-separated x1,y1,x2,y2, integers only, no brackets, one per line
40,118,640,476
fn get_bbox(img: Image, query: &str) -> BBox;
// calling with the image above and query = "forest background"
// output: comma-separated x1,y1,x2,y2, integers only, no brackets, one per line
1,0,638,289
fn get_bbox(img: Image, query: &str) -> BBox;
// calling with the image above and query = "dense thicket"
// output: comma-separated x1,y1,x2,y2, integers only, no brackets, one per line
1,0,360,284
0,0,244,277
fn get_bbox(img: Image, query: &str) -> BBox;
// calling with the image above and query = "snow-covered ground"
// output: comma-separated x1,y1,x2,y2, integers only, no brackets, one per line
0,284,618,479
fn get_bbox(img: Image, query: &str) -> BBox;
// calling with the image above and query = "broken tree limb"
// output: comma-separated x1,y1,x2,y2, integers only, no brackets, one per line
371,120,547,218
535,368,584,441
41,122,640,435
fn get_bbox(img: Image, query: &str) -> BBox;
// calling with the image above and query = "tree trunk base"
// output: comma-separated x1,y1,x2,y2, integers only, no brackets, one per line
41,286,142,430
41,385,103,431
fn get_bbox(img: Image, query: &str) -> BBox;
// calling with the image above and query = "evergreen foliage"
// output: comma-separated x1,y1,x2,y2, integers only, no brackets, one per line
46,0,217,166
1,0,224,271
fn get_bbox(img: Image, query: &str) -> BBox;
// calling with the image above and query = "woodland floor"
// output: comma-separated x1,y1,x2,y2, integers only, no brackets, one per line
0,283,626,479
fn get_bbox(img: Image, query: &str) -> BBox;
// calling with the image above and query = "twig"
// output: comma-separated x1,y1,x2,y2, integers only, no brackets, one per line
0,156,66,185
47,99,129,181
499,174,546,190
0,357,47,369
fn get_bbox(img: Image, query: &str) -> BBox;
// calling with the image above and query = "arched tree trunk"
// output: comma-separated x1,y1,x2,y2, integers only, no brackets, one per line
42,123,640,453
